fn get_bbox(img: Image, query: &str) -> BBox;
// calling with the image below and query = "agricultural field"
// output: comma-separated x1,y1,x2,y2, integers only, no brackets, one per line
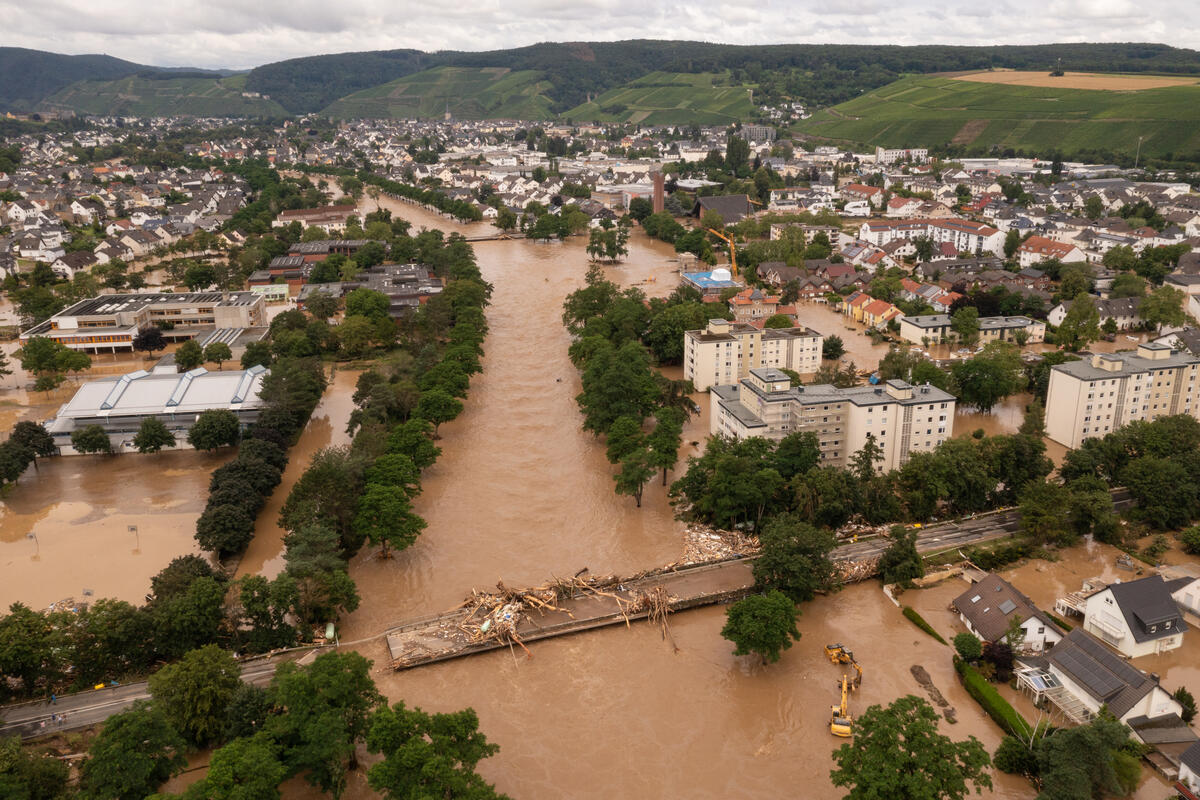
41,75,287,117
567,71,757,125
795,73,1200,160
322,66,556,120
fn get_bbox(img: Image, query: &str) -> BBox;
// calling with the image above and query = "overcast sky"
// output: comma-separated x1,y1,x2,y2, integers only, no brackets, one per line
1,0,1197,70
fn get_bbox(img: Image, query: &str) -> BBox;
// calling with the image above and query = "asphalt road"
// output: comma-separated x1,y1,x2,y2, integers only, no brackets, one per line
0,657,286,740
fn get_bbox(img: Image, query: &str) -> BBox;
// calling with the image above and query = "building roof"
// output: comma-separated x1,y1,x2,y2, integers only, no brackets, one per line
692,194,753,224
52,365,268,421
1182,740,1200,777
953,574,1054,642
1051,346,1199,382
1045,629,1157,718
1105,575,1185,643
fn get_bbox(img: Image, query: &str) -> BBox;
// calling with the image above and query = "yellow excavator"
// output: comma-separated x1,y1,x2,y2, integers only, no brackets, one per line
830,675,853,737
825,643,863,690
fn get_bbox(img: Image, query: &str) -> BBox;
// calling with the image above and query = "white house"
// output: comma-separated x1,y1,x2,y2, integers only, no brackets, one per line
952,574,1064,654
1081,575,1185,658
1180,741,1200,796
1031,629,1183,725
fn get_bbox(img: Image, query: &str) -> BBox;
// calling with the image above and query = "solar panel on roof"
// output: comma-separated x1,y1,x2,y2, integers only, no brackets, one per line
1056,649,1122,698
998,599,1017,615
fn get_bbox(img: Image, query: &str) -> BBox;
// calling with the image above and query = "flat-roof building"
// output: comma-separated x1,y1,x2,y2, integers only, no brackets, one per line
19,292,266,353
684,319,823,391
898,314,1045,345
45,365,269,454
1045,343,1200,448
710,368,956,470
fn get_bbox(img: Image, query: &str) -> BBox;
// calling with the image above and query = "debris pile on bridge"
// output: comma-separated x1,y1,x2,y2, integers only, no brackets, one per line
834,555,881,583
681,524,759,564
834,518,893,542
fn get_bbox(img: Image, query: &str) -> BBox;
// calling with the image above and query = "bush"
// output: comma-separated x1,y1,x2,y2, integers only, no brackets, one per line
954,657,1031,738
901,606,947,645
1180,525,1200,556
964,540,1032,571
1045,612,1073,631
953,632,983,662
879,529,924,585
994,736,1039,777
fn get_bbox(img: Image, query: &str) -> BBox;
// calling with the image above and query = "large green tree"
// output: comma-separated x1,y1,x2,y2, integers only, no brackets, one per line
366,702,510,800
187,409,241,451
183,732,286,800
1056,293,1100,352
720,590,800,665
831,695,992,800
950,342,1025,413
133,418,177,454
752,514,837,602
353,483,427,557
147,644,242,746
79,703,187,800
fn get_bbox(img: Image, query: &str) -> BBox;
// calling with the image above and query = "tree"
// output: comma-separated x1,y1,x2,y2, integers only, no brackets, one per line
1109,273,1146,299
1035,710,1140,800
953,632,982,662
950,342,1025,412
1139,285,1187,331
1083,194,1104,220
187,409,241,451
345,288,391,320
605,415,644,465
628,196,654,221
761,313,792,328
354,483,426,557
614,446,655,507
752,514,836,602
367,702,509,800
646,408,684,485
195,503,255,556
725,136,750,174
385,418,441,470
1123,456,1197,529
642,301,709,364
283,524,360,625
203,342,233,369
1003,229,1022,259
951,307,980,345
304,291,340,322
133,417,176,454
174,340,204,372
822,335,845,360
147,644,242,746
720,590,800,665
0,349,10,379
268,652,383,797
132,328,169,359
831,695,992,800
9,422,55,463
1056,293,1100,351
71,424,112,454
1181,525,1200,555
0,735,71,800
414,388,463,436
1174,686,1196,725
79,703,187,800
849,434,884,480
185,733,286,800
878,529,924,585
1019,481,1074,545
240,340,272,369
16,336,70,377
183,262,217,292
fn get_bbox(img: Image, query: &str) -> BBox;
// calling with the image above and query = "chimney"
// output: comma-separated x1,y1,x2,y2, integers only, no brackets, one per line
652,172,665,214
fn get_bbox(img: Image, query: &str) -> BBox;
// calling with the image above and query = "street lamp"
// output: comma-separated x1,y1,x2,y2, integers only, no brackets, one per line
26,532,38,558
1134,136,1144,171
128,524,140,551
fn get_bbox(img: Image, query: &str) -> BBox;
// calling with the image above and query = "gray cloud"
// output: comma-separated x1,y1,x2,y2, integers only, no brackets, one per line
0,0,1197,70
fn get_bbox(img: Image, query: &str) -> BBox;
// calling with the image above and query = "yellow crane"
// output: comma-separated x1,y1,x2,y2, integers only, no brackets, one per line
706,228,738,278
830,675,853,737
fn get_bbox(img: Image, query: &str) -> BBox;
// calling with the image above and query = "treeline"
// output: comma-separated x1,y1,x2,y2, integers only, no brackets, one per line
562,269,712,504
0,647,508,800
289,163,483,222
241,41,1200,115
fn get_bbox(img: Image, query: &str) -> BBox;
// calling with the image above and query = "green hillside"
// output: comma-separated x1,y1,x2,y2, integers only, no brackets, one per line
0,47,149,111
323,66,555,120
795,74,1200,160
567,71,756,124
41,75,287,117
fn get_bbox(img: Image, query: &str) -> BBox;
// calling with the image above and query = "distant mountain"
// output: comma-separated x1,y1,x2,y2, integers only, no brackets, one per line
5,42,1200,122
0,47,149,111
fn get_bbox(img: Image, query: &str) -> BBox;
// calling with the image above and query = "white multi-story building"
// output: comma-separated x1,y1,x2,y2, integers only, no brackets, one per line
875,146,929,165
683,319,823,391
1044,343,1200,448
898,314,1046,345
709,368,956,470
857,218,1005,257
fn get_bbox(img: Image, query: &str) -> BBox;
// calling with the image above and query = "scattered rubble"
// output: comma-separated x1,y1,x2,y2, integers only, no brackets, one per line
681,524,759,564
911,664,957,723
835,556,880,583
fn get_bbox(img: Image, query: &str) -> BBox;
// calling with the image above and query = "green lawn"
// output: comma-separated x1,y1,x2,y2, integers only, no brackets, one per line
795,75,1200,159
323,66,556,120
566,71,757,125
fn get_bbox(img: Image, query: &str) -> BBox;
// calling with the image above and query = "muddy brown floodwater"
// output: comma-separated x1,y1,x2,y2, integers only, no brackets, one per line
302,198,1039,799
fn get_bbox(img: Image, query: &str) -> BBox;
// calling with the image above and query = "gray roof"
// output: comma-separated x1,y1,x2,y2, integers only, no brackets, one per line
1106,575,1185,643
953,574,1054,642
1182,740,1200,776
52,366,268,420
1051,348,1200,382
1046,629,1156,718
1125,714,1198,745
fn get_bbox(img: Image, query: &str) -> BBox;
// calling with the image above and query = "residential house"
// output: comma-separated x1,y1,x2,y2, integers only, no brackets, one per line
1047,295,1142,330
1017,235,1086,268
841,183,884,208
728,288,782,324
1181,741,1200,795
952,574,1064,654
1080,575,1186,657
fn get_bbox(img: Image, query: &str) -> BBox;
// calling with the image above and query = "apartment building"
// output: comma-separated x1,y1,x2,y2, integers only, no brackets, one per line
1045,342,1200,448
898,314,1046,345
710,368,956,470
19,292,266,352
271,204,357,231
857,218,1004,257
1017,235,1087,268
683,319,823,391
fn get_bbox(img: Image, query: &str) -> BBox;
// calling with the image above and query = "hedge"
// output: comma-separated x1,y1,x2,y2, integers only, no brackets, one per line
954,657,1032,738
901,605,948,645
1045,612,1074,631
